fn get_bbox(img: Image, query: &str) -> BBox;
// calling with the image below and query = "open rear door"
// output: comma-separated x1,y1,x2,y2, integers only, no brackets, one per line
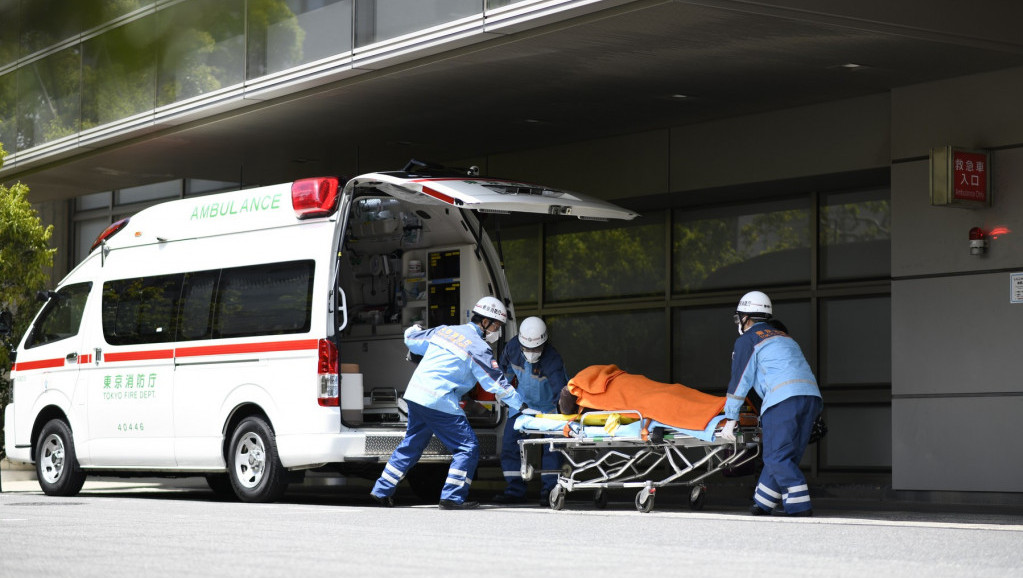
343,171,639,221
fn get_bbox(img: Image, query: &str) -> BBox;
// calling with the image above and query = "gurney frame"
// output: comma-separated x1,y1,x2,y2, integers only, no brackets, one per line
518,411,761,513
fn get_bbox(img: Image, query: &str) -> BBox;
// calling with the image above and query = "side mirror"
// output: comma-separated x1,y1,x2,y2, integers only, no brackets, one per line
0,309,11,337
36,290,52,303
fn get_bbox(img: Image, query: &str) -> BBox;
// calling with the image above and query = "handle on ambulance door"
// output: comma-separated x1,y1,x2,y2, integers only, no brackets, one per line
337,287,349,331
65,352,78,364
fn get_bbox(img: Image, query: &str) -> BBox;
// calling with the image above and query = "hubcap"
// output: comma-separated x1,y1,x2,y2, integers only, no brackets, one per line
233,433,266,489
40,434,65,484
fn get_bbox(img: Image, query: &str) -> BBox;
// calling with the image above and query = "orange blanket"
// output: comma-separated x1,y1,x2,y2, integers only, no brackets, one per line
566,365,725,430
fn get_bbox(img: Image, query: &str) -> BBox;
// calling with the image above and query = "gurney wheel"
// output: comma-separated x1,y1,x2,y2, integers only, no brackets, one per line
522,464,534,481
634,491,655,513
549,486,566,510
689,485,707,511
593,490,608,509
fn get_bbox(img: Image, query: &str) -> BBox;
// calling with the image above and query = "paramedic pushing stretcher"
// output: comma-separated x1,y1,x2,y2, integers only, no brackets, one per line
370,297,533,510
493,316,568,505
718,291,823,517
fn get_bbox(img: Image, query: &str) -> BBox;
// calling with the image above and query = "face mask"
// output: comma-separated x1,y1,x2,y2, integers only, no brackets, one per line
523,350,541,364
485,326,501,344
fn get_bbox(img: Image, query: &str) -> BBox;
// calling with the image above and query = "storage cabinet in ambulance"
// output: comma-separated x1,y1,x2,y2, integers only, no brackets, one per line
2,164,636,502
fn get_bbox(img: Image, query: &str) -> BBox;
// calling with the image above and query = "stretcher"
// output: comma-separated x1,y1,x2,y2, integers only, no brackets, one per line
515,410,761,513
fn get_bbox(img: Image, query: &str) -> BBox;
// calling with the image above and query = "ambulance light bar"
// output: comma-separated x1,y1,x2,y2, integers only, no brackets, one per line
292,177,340,219
89,217,130,252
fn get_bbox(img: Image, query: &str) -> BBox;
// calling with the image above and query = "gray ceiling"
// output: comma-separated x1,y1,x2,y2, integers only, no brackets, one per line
8,0,1023,201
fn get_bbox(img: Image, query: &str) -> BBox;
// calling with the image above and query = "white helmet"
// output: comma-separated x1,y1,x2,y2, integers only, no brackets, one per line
472,296,508,324
518,317,548,349
736,291,772,319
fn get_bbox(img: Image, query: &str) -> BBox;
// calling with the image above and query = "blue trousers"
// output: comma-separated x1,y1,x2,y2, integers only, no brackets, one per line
753,395,822,514
499,416,561,497
371,401,479,504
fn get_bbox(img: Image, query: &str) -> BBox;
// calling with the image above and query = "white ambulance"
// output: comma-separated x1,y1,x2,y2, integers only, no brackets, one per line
2,164,636,502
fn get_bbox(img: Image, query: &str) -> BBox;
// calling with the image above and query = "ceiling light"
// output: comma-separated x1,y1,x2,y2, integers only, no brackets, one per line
841,63,862,69
671,93,688,99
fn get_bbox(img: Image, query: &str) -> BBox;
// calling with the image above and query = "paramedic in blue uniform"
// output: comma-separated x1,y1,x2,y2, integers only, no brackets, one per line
718,291,823,517
492,316,569,506
370,296,533,510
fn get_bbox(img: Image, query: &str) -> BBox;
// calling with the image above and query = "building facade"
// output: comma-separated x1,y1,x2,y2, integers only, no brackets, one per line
2,0,1022,501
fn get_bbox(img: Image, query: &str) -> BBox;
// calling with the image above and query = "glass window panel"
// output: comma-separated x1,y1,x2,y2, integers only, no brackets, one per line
821,405,892,468
102,274,183,345
215,260,314,338
548,309,666,382
486,0,523,8
820,188,891,281
116,180,181,205
20,0,84,56
488,224,538,305
673,198,810,293
16,46,81,151
247,0,353,79
673,299,812,392
157,0,245,107
82,16,157,129
186,178,239,196
354,0,480,47
76,218,110,264
178,270,219,341
76,191,112,211
822,295,890,385
25,282,92,349
82,0,156,30
545,212,665,302
0,71,15,152
0,0,19,67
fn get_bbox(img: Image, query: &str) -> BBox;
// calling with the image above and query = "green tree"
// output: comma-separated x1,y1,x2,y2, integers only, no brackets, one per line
0,142,57,459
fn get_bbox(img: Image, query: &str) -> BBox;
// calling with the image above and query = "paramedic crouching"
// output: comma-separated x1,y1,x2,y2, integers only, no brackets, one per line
370,296,534,510
493,316,568,506
718,291,823,517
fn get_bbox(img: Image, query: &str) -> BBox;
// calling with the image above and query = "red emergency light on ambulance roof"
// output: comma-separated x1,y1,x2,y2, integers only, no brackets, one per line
291,177,340,219
89,217,130,252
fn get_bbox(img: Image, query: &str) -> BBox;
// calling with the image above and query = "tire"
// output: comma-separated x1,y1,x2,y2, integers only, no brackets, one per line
549,485,566,510
635,490,655,513
35,419,87,497
689,485,707,511
227,416,288,503
593,489,609,509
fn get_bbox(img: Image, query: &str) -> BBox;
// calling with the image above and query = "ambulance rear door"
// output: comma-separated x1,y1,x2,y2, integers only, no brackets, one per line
342,171,639,222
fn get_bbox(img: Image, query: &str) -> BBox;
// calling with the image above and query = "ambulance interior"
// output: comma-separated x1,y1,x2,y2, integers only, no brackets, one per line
335,193,504,429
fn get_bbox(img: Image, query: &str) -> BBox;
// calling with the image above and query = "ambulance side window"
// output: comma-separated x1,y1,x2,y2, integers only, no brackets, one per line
25,282,92,349
213,260,314,339
102,275,183,345
178,270,219,341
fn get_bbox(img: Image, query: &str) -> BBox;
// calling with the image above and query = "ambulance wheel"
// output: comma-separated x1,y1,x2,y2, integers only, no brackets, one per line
689,485,707,511
549,486,566,510
593,489,609,509
227,416,288,503
35,419,86,496
635,490,655,513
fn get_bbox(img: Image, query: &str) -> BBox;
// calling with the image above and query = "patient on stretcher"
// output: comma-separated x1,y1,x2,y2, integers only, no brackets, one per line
555,364,726,430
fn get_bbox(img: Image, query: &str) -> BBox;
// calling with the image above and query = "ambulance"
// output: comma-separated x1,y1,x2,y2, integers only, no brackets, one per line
2,163,636,502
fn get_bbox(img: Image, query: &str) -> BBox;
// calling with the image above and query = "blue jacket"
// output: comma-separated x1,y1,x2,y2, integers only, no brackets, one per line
724,322,821,420
499,336,568,413
403,323,525,415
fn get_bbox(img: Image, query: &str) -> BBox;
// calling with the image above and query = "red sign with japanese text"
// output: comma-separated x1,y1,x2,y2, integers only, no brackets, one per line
952,150,988,202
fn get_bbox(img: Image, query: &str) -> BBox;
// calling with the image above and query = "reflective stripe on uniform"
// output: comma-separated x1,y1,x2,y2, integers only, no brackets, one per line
445,477,464,488
757,483,782,499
